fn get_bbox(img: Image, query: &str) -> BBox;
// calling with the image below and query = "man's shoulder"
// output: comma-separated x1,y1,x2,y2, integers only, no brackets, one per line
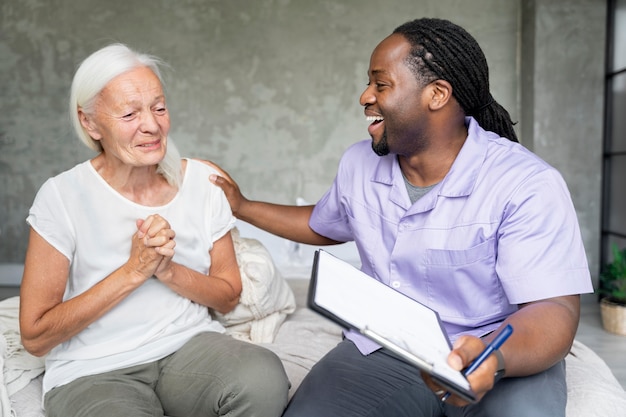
337,140,383,173
344,139,372,154
485,136,554,175
340,139,383,164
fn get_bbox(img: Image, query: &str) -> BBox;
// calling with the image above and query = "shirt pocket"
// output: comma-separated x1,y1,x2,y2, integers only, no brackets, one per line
424,238,502,324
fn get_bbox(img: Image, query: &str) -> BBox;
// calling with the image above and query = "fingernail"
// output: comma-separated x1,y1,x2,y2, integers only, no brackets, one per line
449,354,463,370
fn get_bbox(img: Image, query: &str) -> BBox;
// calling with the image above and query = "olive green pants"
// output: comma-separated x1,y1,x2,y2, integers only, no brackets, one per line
44,332,289,417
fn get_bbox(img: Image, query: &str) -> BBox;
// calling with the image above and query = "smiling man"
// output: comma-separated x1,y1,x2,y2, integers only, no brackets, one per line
209,18,593,417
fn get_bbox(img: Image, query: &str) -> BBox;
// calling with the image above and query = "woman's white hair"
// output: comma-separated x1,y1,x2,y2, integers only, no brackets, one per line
69,43,181,186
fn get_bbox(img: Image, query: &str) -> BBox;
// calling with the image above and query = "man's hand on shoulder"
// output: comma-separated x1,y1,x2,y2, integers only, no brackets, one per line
195,159,247,217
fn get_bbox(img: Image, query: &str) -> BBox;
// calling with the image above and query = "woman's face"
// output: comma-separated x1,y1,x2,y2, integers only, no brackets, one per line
81,66,170,168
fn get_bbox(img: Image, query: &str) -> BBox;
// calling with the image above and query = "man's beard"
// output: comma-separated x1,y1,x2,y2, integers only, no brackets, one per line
371,131,390,156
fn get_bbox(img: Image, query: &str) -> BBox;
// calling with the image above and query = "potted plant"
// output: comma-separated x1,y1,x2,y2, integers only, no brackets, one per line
599,243,626,336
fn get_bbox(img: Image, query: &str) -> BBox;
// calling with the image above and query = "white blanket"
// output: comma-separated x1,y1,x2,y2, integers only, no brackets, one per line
212,227,296,343
0,297,45,417
566,339,626,414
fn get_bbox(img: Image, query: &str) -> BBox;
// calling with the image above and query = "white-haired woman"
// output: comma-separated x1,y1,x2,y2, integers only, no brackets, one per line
19,43,289,417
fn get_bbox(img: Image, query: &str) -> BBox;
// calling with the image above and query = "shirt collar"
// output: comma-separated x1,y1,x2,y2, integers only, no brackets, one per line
371,117,490,200
437,117,489,198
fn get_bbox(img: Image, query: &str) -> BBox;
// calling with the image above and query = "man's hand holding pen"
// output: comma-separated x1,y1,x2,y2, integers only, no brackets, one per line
425,325,513,407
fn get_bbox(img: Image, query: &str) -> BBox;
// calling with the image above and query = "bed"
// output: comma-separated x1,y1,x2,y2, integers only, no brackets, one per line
2,223,626,416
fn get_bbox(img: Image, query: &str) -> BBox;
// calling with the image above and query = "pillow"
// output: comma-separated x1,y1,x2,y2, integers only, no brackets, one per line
211,227,296,343
565,340,626,415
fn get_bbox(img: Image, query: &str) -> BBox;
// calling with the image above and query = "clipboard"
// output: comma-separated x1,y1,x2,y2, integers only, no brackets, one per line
307,249,476,403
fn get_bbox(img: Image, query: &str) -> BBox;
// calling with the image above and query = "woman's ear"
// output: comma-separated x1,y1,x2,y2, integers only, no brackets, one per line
78,108,102,140
428,79,453,111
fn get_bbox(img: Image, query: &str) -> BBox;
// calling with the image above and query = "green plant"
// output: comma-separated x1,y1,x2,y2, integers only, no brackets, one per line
599,243,626,305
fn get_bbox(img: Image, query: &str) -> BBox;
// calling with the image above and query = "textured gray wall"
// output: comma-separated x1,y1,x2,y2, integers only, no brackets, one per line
521,0,606,283
0,0,605,285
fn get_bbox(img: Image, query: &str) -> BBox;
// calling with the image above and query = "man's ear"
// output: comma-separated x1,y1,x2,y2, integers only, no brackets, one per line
78,108,102,140
428,79,453,111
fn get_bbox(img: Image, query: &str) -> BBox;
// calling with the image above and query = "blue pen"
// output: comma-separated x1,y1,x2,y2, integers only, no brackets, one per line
441,324,513,402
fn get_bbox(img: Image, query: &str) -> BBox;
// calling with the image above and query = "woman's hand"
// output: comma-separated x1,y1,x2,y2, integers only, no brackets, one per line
144,229,242,313
132,214,176,281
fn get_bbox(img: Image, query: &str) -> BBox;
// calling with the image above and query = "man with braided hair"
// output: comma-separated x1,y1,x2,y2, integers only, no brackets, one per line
208,17,592,417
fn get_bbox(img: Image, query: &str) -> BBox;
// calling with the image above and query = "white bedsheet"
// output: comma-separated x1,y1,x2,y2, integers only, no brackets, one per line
0,297,45,417
5,278,626,417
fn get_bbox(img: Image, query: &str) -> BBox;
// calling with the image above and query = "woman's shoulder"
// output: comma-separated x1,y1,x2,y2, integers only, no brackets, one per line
42,160,94,190
183,158,221,176
179,158,224,197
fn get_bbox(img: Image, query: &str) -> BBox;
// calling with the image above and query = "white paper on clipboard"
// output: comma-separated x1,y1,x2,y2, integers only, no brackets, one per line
307,249,475,402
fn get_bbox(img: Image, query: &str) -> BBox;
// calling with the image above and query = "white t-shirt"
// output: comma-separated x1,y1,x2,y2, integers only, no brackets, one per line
27,158,235,394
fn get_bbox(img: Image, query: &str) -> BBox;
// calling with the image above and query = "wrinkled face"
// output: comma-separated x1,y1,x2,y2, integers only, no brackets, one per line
360,34,430,157
80,66,170,167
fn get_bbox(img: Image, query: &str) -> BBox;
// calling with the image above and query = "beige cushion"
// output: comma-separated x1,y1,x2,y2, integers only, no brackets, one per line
211,227,296,343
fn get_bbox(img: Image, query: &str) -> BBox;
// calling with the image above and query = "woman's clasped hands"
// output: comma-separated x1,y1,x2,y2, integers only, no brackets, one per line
127,214,176,282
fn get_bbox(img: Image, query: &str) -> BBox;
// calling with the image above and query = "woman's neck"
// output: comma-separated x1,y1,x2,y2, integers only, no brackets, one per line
90,154,178,206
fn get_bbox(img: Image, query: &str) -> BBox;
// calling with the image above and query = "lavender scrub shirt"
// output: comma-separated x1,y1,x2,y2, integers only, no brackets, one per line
309,117,593,355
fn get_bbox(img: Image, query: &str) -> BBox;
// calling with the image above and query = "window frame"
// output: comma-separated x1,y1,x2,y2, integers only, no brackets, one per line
601,0,626,285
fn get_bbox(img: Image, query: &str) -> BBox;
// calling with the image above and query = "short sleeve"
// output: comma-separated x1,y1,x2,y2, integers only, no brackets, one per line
26,177,76,261
207,184,236,243
310,146,359,242
496,169,593,302
185,160,236,245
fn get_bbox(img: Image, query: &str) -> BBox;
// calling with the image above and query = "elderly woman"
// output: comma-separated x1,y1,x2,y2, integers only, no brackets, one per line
19,44,289,417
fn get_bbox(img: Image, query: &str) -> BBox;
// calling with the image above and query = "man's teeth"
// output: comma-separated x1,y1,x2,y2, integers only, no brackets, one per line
366,116,384,122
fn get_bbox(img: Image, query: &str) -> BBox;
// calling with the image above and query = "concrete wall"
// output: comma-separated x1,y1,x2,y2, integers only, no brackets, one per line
520,0,606,283
0,0,605,285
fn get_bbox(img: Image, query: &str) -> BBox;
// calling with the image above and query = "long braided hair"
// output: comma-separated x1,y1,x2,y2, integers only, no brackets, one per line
393,18,518,142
